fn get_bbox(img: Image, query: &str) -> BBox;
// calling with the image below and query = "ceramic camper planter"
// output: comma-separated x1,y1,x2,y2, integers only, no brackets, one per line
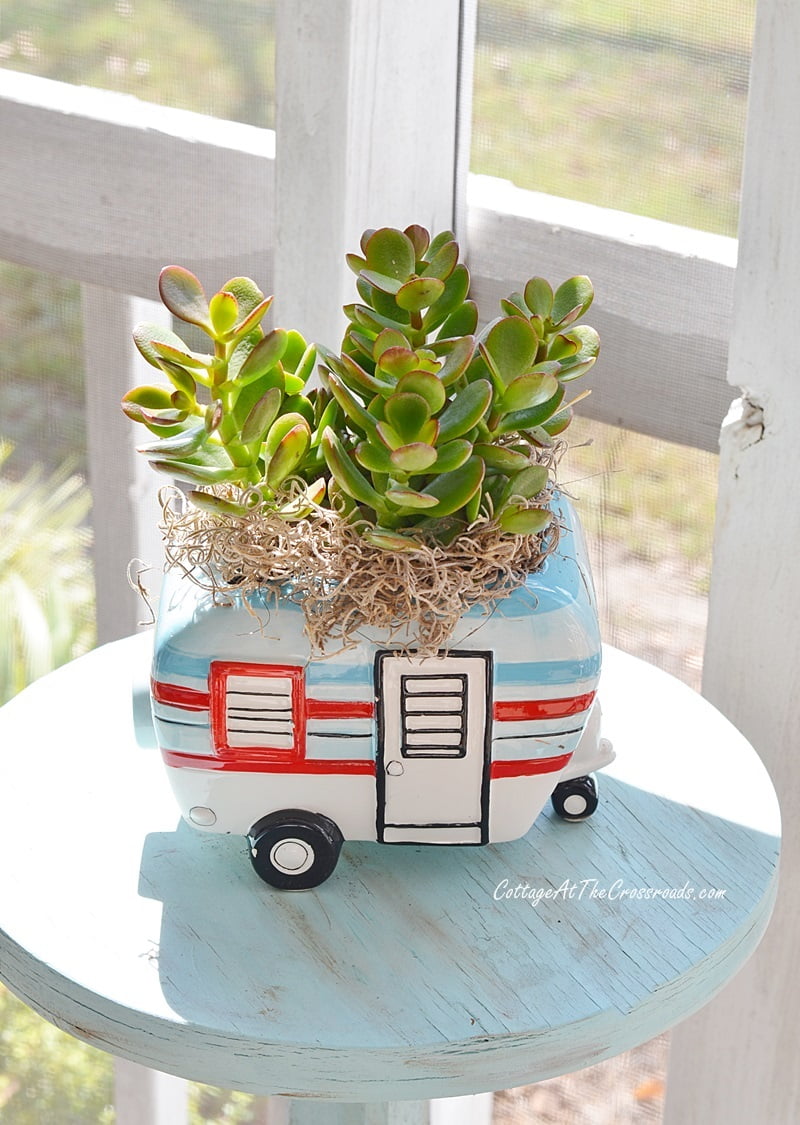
125,225,611,888
150,495,613,889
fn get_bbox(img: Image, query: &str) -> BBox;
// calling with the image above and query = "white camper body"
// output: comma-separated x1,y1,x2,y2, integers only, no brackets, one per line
151,498,613,887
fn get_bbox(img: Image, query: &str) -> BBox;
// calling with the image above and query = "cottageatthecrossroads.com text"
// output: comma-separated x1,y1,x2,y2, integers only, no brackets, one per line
493,878,728,907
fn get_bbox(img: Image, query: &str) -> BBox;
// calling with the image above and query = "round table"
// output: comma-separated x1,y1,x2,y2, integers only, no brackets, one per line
0,634,780,1102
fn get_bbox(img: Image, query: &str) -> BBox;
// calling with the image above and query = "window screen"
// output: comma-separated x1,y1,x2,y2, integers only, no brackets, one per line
0,261,94,705
563,413,718,692
0,0,275,127
471,0,755,236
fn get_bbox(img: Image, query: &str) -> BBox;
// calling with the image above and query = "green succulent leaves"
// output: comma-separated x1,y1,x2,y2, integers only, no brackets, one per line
122,227,599,550
317,225,599,544
124,268,329,510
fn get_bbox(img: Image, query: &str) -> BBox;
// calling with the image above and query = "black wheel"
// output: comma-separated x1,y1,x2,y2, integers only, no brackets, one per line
551,774,598,821
248,809,343,889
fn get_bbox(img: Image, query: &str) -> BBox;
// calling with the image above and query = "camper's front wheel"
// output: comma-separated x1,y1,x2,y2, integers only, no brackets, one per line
551,774,599,821
248,809,344,890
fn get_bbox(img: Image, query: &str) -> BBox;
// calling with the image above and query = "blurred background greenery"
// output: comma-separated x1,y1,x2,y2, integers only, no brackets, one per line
0,0,748,1118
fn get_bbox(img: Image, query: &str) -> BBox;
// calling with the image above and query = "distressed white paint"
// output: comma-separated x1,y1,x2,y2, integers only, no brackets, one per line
0,635,778,1102
664,0,800,1119
0,69,734,448
114,1058,188,1125
0,68,275,298
467,175,737,451
82,289,168,643
273,0,462,349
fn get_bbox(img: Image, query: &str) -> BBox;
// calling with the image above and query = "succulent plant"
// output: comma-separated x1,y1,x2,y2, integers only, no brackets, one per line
122,268,334,520
123,226,598,552
318,225,598,549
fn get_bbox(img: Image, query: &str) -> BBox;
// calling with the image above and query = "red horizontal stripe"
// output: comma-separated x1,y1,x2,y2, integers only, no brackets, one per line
493,691,595,722
491,753,572,779
152,681,376,721
306,698,375,719
151,679,210,711
162,750,376,775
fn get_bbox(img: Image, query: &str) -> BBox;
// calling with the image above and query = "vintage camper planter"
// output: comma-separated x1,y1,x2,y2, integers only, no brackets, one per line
124,224,613,888
151,495,612,889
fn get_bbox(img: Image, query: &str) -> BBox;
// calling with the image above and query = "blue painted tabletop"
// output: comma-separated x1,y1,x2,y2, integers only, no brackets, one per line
0,633,780,1101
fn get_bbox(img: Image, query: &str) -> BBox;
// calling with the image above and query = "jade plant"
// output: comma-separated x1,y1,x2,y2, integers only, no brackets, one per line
122,271,332,521
319,224,597,549
123,226,598,552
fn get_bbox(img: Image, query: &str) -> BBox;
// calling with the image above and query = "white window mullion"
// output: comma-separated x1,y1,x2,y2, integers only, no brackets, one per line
453,0,479,247
113,1058,188,1125
273,0,469,349
82,288,167,643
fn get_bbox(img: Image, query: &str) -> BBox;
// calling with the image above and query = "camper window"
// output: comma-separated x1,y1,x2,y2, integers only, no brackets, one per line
209,662,305,761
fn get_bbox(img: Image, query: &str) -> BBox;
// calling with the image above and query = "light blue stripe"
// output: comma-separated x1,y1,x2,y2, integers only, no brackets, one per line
306,663,373,688
307,720,373,736
154,646,212,683
153,718,212,755
492,718,585,739
152,702,209,727
494,654,601,685
492,733,583,759
156,648,376,689
306,736,374,761
156,647,600,690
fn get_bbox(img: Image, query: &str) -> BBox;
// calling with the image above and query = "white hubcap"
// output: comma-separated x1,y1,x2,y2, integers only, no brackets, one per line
563,792,588,816
270,837,314,875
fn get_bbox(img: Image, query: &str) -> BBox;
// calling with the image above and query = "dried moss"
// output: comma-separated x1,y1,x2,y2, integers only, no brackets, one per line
159,487,560,654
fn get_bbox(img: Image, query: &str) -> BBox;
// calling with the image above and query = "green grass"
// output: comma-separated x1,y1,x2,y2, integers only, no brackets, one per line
482,0,755,52
0,980,267,1125
472,0,755,236
0,441,95,703
0,0,276,127
562,413,719,589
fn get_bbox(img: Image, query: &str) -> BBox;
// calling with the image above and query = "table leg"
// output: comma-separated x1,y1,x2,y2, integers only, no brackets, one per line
113,1059,188,1124
287,1102,430,1124
286,1094,493,1125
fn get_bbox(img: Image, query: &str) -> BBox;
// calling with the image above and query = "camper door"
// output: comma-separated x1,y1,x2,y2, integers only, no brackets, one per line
376,651,491,844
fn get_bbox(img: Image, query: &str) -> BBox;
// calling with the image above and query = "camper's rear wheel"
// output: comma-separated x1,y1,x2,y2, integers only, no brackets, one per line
551,774,598,821
248,809,343,889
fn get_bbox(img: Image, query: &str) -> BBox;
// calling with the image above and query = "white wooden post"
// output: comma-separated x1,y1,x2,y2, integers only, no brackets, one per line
84,290,189,1118
273,0,467,349
284,1095,492,1124
82,289,168,643
430,1093,493,1124
288,1104,429,1125
273,4,485,1116
113,1059,188,1125
664,0,800,1119
250,1098,291,1125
